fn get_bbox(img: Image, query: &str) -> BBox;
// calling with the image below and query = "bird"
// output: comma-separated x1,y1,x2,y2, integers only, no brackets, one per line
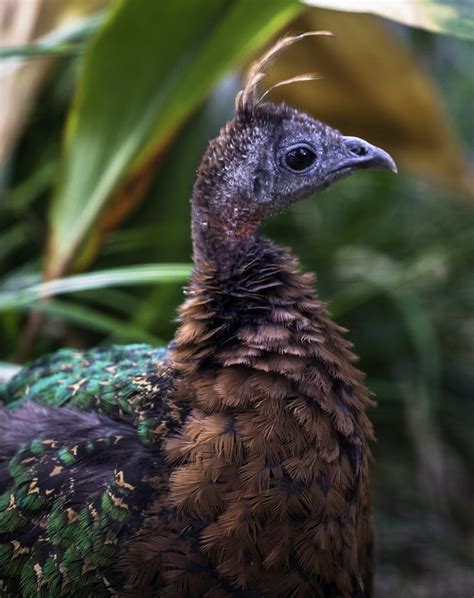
0,33,397,597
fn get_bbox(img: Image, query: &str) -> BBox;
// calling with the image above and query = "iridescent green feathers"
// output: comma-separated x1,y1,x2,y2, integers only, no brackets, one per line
0,343,186,596
0,343,185,448
2,344,168,412
0,406,157,596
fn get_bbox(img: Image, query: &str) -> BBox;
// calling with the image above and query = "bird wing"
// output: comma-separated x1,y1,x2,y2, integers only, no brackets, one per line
0,402,164,596
1,343,172,418
0,344,186,595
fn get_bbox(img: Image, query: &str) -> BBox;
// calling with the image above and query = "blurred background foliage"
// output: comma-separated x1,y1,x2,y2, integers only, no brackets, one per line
0,0,473,595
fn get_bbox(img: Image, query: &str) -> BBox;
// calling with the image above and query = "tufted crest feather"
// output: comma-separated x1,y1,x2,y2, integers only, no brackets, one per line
235,31,334,111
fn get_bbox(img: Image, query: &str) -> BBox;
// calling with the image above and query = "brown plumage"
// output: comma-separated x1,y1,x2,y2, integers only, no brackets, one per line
1,33,397,597
122,244,375,596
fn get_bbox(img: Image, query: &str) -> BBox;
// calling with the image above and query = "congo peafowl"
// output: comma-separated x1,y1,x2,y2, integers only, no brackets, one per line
0,33,397,597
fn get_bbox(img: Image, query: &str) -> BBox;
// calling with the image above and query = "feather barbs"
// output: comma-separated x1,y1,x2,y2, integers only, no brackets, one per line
235,31,334,112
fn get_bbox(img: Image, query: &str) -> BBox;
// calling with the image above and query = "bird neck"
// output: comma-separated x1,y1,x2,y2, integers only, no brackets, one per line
171,236,373,430
191,197,261,273
191,189,265,275
190,134,268,273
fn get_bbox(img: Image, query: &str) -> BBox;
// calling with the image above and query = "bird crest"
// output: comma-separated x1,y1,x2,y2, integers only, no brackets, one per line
235,31,334,112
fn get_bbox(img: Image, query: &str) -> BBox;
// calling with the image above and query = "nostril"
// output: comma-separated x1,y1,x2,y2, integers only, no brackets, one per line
340,136,397,172
348,143,368,157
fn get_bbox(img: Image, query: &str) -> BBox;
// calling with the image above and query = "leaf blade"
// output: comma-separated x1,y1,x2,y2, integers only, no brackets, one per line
0,264,192,311
303,0,474,40
28,299,161,343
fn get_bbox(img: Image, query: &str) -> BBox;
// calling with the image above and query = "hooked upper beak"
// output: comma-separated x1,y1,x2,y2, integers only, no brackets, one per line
332,136,398,175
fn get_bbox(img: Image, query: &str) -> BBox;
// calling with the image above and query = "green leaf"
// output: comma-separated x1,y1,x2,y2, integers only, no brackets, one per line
47,0,300,277
330,246,442,404
0,11,105,59
0,264,191,311
9,160,56,212
77,288,144,316
0,225,30,263
29,299,160,343
303,0,474,39
389,289,440,405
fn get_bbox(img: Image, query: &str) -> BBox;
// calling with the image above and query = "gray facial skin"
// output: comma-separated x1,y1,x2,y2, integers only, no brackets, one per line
191,102,397,265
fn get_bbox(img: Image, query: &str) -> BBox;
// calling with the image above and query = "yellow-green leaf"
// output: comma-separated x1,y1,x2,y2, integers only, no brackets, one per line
303,0,474,40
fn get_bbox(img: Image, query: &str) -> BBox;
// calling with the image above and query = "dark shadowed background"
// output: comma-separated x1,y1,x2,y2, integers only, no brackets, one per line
1,1,473,595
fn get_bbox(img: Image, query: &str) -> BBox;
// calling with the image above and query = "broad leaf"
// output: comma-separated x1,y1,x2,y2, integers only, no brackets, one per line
303,0,474,40
46,0,301,278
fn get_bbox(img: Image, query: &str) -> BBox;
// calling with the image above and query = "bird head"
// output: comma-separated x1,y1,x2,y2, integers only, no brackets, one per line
218,102,396,215
192,32,397,262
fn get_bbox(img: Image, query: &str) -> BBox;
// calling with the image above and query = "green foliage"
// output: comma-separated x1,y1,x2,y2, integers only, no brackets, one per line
0,11,105,58
304,0,474,39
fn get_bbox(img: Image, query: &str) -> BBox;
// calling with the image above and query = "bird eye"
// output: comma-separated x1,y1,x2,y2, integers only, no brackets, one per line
285,146,316,172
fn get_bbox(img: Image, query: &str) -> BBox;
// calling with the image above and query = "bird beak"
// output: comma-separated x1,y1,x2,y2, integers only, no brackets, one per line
331,136,398,175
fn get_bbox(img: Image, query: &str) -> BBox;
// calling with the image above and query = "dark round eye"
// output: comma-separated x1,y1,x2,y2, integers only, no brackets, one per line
285,146,316,172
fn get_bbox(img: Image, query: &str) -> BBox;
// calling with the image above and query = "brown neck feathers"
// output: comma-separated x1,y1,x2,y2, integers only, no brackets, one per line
163,238,374,596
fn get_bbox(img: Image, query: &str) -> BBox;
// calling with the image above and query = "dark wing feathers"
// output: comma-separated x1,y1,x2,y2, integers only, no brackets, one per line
0,403,160,595
0,343,186,596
